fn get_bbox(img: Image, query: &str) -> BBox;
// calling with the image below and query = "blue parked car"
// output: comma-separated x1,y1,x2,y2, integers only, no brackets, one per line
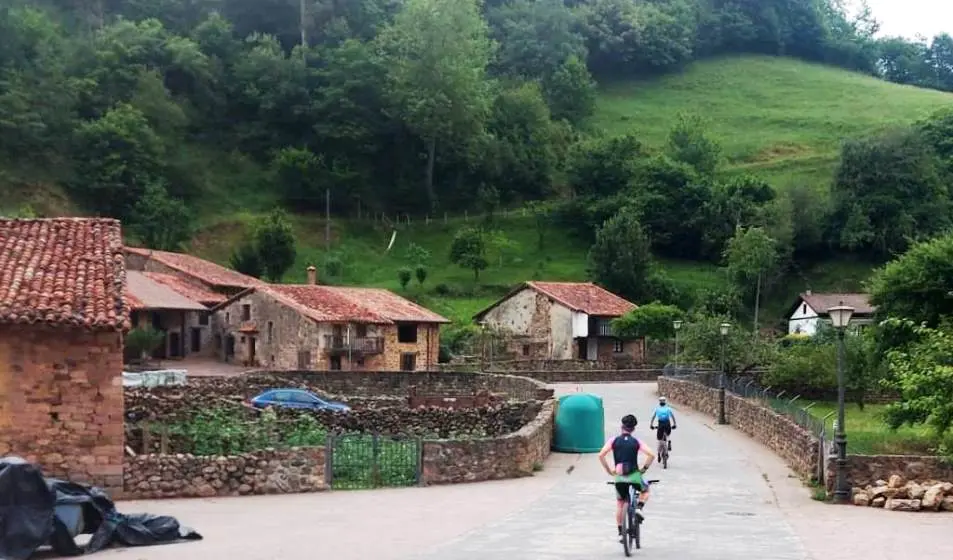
248,388,351,412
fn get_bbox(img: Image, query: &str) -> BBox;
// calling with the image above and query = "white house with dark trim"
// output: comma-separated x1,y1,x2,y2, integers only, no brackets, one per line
786,292,876,336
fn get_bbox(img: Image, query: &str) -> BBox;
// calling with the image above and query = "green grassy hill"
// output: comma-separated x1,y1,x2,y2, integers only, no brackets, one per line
594,56,953,190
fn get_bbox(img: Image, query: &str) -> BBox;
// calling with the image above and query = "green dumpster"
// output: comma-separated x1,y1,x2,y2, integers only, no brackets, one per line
552,393,605,453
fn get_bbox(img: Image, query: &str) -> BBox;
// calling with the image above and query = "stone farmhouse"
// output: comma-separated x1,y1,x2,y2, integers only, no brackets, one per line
473,281,643,362
786,291,876,336
124,270,210,361
212,267,450,371
0,218,127,491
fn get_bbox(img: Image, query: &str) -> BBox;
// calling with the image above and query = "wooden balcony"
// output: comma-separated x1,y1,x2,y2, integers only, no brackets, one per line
323,335,385,356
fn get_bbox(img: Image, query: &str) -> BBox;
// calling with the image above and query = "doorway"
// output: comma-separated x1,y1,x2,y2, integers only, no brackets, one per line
248,337,257,365
190,328,201,353
576,338,587,360
168,332,181,358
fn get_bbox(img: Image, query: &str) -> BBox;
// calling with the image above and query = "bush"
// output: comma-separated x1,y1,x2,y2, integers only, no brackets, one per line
397,266,412,289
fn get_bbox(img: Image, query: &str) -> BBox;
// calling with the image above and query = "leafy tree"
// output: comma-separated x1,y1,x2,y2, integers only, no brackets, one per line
397,266,412,290
230,239,264,279
485,230,520,268
612,303,685,341
449,226,489,281
587,207,655,303
414,264,428,286
883,321,953,444
272,146,326,208
526,201,550,251
404,242,431,266
567,134,643,198
703,174,777,258
377,0,494,210
633,155,712,259
542,55,596,125
678,314,774,374
723,226,780,332
130,182,192,251
667,112,721,176
868,232,953,327
126,326,166,361
487,0,586,81
831,127,949,257
255,208,297,282
71,104,165,220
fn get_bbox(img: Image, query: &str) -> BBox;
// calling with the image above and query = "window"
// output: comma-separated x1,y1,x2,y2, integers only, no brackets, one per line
522,345,530,356
613,340,624,353
199,312,209,326
397,323,418,343
267,321,274,343
801,304,807,314
355,357,365,367
241,304,251,321
214,334,222,349
356,323,367,338
400,352,417,371
329,356,342,370
225,312,230,324
297,350,311,369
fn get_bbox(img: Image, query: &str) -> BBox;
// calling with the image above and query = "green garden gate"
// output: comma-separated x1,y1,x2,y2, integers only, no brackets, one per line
326,433,422,489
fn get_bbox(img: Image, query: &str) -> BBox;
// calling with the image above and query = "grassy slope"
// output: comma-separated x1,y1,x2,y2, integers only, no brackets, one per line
594,56,953,190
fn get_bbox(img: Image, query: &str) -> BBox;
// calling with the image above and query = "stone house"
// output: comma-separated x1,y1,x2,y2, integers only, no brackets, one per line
124,247,264,358
211,268,449,371
0,218,128,491
124,271,211,361
786,292,875,336
473,281,644,362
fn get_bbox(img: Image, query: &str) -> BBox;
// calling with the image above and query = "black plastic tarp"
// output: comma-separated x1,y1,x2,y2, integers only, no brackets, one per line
0,456,202,559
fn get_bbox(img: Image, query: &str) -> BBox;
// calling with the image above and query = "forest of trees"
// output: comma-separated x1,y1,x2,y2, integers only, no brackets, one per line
1,0,952,253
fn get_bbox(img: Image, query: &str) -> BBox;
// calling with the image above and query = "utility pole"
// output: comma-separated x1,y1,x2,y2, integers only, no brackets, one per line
325,188,330,253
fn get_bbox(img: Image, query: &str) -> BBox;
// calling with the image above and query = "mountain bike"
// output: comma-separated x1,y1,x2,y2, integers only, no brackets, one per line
657,432,669,469
607,479,658,556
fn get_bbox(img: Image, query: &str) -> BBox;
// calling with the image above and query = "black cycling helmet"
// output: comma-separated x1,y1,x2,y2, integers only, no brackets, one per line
621,414,637,432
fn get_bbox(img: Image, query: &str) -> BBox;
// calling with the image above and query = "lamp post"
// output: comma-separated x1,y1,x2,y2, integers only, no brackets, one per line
828,302,854,503
718,322,730,425
673,320,683,370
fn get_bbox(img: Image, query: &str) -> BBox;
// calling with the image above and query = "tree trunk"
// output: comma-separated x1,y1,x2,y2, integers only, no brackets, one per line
753,272,762,334
425,136,437,210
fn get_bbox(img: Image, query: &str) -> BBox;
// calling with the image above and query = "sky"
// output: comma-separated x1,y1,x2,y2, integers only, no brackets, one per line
862,0,953,39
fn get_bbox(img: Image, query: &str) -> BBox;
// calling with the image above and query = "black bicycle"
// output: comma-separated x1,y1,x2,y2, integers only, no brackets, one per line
607,479,658,556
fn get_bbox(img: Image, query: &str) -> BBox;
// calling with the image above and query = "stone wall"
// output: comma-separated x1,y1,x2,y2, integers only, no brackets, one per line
421,399,555,484
490,359,659,372
826,454,953,490
658,377,820,479
0,325,125,491
510,369,661,384
123,447,327,499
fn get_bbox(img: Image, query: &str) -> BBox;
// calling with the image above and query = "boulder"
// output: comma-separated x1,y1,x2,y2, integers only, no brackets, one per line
941,482,953,494
884,498,921,512
921,485,944,510
940,496,953,512
871,497,886,508
906,483,925,500
852,492,871,507
887,475,905,489
869,485,889,499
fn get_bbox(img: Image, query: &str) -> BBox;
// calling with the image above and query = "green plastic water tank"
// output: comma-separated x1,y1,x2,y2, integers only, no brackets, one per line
552,393,605,453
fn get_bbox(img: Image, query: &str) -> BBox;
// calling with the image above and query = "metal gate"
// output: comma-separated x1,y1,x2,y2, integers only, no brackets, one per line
327,433,422,490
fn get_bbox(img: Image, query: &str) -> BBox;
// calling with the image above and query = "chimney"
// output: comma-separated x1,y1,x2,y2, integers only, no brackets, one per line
306,266,317,285
806,290,812,296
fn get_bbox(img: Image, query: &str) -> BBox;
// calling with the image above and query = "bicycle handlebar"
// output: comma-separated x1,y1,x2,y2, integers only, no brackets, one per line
606,479,660,485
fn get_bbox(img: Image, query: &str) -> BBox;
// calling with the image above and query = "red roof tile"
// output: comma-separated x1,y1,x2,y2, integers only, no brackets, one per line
125,246,265,290
0,218,129,331
143,272,225,305
261,285,449,324
474,281,637,320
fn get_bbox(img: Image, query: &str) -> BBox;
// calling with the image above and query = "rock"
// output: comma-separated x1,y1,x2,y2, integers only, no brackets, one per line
196,484,217,498
238,484,252,494
871,497,886,508
906,483,925,500
922,486,944,510
941,482,953,494
870,485,889,499
884,498,921,512
853,492,871,506
884,487,906,499
888,475,905,489
940,496,953,512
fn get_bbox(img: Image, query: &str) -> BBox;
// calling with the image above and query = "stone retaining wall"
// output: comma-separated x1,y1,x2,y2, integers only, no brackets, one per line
123,448,327,499
658,377,820,479
826,454,953,490
421,399,555,484
488,359,653,371
511,369,661,384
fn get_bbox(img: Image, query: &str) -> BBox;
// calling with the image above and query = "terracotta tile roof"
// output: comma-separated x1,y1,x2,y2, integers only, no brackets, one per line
125,271,208,312
143,272,226,305
795,293,876,317
0,218,129,331
260,285,449,324
125,246,266,290
527,282,636,317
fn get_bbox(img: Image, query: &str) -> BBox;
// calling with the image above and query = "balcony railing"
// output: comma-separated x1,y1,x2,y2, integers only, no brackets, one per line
323,335,385,355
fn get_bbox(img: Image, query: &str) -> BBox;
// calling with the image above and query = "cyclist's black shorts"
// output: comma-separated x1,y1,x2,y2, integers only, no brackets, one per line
656,420,672,441
614,481,647,501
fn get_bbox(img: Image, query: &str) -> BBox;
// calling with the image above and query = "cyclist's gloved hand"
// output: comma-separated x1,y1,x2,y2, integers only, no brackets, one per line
672,425,677,430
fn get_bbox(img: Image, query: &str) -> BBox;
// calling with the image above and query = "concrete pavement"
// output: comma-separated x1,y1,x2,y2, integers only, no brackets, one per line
98,383,953,560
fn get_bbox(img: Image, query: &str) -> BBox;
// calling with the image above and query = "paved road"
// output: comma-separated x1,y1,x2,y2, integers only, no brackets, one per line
95,383,952,560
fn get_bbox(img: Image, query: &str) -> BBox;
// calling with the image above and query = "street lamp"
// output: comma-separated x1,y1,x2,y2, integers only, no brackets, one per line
828,302,854,503
718,322,730,425
673,320,683,370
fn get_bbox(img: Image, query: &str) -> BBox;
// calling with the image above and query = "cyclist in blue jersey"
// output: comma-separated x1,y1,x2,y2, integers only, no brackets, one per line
598,414,655,539
649,397,677,451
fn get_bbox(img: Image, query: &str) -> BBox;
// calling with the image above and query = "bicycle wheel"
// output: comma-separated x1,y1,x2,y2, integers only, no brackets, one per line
630,505,641,550
621,502,632,557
